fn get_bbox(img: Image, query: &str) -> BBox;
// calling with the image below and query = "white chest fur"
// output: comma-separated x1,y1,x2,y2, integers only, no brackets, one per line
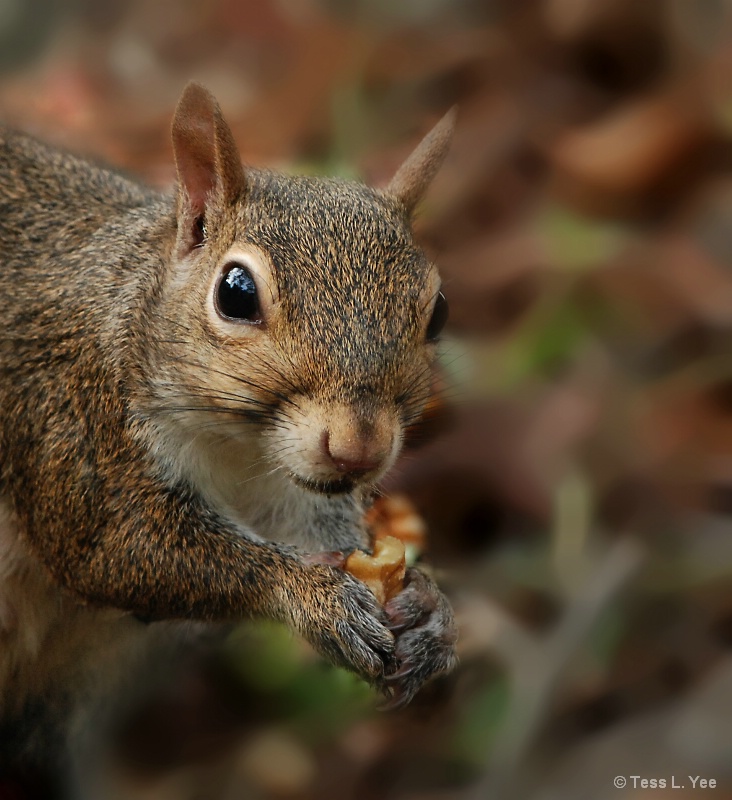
148,417,325,547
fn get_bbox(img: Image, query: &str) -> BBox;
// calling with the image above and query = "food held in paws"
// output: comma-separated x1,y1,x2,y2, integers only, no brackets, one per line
364,494,427,566
345,535,406,605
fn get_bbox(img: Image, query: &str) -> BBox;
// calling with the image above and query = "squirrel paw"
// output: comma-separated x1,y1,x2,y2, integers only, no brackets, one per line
297,564,395,684
381,567,458,709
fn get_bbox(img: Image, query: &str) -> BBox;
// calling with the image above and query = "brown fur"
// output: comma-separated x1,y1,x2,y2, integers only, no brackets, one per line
0,84,457,786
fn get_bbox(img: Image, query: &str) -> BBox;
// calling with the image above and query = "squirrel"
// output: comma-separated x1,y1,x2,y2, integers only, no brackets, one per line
0,83,458,791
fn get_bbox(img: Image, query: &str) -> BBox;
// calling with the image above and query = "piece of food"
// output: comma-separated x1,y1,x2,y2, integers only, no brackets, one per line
365,494,426,546
345,535,406,606
364,494,427,567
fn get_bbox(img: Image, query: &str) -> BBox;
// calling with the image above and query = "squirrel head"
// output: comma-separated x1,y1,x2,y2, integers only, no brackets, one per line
157,83,454,494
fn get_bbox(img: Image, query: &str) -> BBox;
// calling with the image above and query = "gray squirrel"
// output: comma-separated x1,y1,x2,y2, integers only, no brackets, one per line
0,83,457,792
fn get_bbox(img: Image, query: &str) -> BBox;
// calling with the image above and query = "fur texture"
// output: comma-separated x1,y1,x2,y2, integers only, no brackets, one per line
0,85,457,785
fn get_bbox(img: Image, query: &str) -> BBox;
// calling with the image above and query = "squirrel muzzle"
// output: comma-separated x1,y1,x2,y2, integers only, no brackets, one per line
268,398,402,493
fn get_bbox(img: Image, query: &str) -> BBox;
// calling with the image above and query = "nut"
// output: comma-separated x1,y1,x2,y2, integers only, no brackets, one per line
345,535,406,605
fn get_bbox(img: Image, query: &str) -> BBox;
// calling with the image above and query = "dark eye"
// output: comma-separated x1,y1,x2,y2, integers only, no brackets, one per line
216,263,262,323
426,291,448,342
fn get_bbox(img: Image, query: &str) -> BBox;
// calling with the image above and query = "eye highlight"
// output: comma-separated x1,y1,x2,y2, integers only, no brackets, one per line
426,291,448,342
215,262,262,323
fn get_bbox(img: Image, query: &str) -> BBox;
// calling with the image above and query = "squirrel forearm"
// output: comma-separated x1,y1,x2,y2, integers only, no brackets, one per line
1,374,300,623
50,484,300,623
26,472,301,623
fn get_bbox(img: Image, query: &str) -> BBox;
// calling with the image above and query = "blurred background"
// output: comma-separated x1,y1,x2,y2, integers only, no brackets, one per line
5,0,732,798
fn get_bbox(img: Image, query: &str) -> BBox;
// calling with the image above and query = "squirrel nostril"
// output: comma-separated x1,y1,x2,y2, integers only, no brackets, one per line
320,428,385,476
332,457,379,476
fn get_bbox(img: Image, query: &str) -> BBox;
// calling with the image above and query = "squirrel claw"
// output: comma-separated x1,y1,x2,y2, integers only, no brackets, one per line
378,567,458,707
385,613,426,635
298,562,395,685
378,685,411,712
384,663,416,684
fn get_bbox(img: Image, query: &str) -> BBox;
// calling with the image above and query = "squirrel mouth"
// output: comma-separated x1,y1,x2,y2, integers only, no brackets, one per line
289,472,355,496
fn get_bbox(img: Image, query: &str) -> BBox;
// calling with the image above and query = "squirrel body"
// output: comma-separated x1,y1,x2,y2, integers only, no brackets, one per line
0,85,457,785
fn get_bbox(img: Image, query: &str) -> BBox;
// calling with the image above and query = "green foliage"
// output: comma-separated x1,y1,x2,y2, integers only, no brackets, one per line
538,205,627,273
587,604,627,667
224,621,376,742
452,675,511,766
504,299,588,385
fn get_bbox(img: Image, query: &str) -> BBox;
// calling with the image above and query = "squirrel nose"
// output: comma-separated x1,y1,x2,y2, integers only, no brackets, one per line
320,429,387,478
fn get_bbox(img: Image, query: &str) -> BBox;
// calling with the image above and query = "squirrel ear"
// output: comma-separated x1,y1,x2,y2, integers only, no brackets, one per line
385,107,457,216
171,82,246,229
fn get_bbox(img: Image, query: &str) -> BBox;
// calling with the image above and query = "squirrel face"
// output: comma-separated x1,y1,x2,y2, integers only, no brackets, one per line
213,176,443,492
155,84,454,494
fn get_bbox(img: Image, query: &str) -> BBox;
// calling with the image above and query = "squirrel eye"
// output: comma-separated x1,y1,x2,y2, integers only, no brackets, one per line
426,291,448,342
215,263,262,323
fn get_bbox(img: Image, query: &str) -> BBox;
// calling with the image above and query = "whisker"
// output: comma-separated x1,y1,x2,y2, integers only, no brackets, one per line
161,350,299,411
